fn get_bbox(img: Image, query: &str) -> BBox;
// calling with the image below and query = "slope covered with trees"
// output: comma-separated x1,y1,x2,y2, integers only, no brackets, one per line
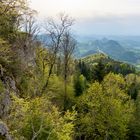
0,0,140,140
76,38,140,65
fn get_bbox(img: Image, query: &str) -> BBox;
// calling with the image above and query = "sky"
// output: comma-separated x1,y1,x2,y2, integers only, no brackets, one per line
30,0,140,36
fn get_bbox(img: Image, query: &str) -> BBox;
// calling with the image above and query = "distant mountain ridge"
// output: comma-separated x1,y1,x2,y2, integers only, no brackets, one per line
77,38,140,64
38,34,140,65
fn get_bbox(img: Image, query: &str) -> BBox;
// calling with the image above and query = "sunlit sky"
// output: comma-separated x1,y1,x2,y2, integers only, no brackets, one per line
30,0,140,35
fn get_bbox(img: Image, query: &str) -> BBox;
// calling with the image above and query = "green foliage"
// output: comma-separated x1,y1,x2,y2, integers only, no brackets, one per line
8,95,76,140
125,74,140,100
0,79,4,93
128,94,140,139
75,73,134,139
46,75,75,110
102,73,126,91
0,0,28,42
0,1,140,139
0,38,12,62
74,74,86,96
78,53,136,82
93,61,105,82
76,60,92,81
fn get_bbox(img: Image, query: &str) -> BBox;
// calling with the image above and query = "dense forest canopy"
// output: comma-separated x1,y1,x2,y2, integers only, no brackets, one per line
0,0,140,140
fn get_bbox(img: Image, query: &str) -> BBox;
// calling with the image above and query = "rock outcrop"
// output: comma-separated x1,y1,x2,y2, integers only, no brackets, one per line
0,121,12,140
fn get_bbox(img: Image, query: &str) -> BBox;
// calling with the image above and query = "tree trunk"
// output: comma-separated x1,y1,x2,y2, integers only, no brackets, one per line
42,63,54,93
63,59,68,111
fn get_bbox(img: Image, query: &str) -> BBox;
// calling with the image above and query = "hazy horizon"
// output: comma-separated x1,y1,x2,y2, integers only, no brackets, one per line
30,0,140,36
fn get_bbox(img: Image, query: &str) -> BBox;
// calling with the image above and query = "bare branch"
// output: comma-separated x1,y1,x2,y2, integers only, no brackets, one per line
42,14,75,92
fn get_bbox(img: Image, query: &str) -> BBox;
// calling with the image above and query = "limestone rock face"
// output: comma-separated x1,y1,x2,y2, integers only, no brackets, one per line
0,73,18,139
0,89,11,118
0,75,18,118
0,121,12,140
4,76,17,92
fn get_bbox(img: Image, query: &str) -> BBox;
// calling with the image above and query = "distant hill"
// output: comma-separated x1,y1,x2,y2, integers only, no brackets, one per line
80,53,135,76
38,34,140,65
82,53,132,66
77,38,140,64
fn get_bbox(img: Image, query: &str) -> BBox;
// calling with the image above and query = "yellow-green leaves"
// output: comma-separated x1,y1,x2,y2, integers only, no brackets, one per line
0,80,5,93
8,95,76,140
76,73,134,139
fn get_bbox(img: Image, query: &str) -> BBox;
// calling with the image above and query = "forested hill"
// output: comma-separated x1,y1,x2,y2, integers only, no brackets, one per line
82,53,135,74
76,53,135,83
1,0,140,140
76,38,140,65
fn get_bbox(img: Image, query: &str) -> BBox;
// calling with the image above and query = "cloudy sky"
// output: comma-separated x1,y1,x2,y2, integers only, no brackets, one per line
30,0,140,35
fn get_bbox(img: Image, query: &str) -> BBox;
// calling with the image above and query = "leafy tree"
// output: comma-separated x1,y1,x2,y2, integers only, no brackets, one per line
47,75,75,110
93,60,105,82
75,73,134,140
125,74,140,100
8,95,76,140
128,94,140,139
74,74,86,96
0,0,28,42
78,61,92,81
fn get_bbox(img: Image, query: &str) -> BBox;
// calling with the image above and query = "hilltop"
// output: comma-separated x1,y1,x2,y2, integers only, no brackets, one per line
76,37,140,65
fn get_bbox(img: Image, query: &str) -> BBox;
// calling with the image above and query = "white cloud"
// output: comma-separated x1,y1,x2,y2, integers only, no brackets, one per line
30,0,140,18
30,0,140,35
